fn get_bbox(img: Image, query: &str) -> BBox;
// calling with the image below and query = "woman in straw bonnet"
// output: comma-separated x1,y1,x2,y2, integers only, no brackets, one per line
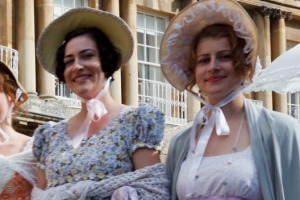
161,0,300,199
31,7,169,199
0,61,36,199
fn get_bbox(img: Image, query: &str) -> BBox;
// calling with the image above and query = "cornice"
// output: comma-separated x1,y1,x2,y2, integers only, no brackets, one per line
237,0,300,20
260,6,293,20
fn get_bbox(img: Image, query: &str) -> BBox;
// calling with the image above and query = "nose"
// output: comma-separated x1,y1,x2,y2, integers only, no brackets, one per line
208,57,219,71
72,59,84,71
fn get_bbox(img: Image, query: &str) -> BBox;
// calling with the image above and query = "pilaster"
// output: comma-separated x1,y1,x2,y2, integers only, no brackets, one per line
36,0,56,99
17,0,37,96
100,0,123,104
254,7,273,110
120,0,139,106
0,0,13,47
271,8,292,114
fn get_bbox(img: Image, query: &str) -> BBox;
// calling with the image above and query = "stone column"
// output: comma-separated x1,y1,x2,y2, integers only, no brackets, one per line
88,0,100,9
0,0,13,47
271,9,292,114
99,0,122,104
17,0,37,95
254,7,273,110
36,0,56,99
296,93,300,107
183,0,197,7
187,92,201,122
120,0,139,106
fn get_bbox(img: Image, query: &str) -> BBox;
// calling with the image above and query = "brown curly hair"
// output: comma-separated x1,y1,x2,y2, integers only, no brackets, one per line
186,24,252,92
0,67,27,111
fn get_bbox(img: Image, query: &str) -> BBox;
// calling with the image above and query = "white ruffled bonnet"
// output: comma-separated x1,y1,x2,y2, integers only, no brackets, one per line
160,0,258,91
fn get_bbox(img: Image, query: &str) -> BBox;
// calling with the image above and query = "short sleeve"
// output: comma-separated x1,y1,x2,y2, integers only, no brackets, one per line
126,104,165,155
32,122,56,170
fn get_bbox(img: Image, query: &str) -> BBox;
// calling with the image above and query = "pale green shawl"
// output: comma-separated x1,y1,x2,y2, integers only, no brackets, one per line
166,99,300,200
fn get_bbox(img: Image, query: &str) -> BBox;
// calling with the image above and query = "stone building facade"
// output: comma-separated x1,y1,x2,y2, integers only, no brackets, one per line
0,0,299,143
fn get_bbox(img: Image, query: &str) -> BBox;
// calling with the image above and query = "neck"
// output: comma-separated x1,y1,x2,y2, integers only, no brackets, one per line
220,94,245,117
0,124,15,141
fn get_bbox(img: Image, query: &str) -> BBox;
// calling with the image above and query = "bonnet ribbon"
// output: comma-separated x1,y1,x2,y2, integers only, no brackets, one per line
72,77,111,148
185,84,246,197
0,88,23,145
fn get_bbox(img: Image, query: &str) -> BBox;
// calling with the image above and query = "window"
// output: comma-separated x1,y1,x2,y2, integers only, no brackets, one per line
54,0,87,99
137,11,187,126
0,45,18,78
287,41,300,122
54,0,86,18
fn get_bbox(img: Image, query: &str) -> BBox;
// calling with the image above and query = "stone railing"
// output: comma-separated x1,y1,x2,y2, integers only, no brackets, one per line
23,95,81,120
138,78,187,126
288,103,300,123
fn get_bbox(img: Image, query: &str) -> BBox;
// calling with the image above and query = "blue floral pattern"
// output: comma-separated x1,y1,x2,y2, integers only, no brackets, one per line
33,104,164,188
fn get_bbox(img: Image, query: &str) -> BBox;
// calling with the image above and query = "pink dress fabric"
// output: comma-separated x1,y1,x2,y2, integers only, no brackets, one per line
0,172,32,200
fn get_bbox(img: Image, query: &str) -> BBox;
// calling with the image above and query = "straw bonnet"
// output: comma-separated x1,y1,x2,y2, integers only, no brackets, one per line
0,61,28,103
37,7,134,75
160,0,258,91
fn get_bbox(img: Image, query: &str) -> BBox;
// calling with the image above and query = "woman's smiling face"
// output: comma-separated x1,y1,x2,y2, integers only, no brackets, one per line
194,37,243,104
63,35,106,100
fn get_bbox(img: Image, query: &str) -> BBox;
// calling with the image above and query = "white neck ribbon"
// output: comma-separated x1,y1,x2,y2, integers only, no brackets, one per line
185,84,246,197
72,77,111,148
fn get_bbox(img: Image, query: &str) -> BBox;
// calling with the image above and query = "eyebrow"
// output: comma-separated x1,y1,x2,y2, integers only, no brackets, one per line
64,49,96,59
197,50,232,56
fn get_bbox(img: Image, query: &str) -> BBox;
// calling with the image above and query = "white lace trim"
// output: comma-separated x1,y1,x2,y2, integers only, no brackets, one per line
160,0,256,89
0,137,36,189
245,43,300,93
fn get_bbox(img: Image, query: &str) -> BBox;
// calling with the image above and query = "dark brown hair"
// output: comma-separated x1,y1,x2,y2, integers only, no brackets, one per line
186,24,252,91
55,27,121,83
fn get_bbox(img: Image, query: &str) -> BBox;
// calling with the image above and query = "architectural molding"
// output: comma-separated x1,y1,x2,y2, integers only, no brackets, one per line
23,95,81,120
260,6,293,20
260,6,273,16
271,8,293,20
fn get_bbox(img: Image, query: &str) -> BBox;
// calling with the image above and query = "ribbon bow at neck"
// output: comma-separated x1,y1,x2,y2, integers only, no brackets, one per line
72,77,111,148
185,85,246,197
196,104,230,136
86,99,107,122
189,85,246,152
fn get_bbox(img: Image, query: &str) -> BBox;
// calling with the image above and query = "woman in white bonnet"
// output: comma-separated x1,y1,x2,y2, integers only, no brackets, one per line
161,0,300,199
0,61,36,199
32,7,169,200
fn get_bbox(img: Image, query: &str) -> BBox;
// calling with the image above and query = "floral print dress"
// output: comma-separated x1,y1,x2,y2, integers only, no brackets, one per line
33,104,164,189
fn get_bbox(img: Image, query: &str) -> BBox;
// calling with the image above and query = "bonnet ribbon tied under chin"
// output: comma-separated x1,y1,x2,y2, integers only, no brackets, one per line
0,88,22,145
189,85,247,151
72,77,111,148
185,85,246,197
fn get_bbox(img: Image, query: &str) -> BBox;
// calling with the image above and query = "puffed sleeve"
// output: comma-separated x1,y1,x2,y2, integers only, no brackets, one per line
125,104,165,156
32,121,56,170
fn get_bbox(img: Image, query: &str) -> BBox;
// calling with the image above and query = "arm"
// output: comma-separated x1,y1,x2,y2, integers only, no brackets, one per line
112,105,168,198
36,167,47,189
129,104,164,170
31,168,48,200
132,148,160,170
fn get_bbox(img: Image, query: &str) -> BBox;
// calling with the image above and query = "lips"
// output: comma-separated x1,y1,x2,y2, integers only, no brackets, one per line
206,75,225,82
73,74,92,82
